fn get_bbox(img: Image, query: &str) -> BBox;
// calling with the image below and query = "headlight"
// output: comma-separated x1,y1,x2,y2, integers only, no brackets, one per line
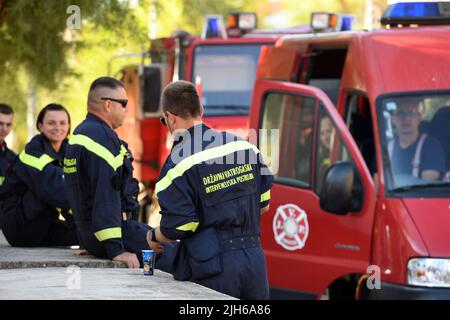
408,258,450,288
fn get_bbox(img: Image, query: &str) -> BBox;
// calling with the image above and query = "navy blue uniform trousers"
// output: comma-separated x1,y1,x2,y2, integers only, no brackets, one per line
1,209,77,247
194,246,269,300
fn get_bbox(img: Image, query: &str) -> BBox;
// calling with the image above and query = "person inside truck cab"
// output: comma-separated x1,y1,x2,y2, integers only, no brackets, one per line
316,115,334,190
389,98,445,181
295,112,314,182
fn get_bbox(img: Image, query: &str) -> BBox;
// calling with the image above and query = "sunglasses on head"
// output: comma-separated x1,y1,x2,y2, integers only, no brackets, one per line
160,111,178,127
101,97,128,108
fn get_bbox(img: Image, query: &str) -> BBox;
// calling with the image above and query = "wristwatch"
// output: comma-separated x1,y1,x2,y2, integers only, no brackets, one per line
149,228,157,242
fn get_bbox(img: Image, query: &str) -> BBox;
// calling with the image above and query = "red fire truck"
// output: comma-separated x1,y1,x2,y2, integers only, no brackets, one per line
249,2,450,299
115,13,314,220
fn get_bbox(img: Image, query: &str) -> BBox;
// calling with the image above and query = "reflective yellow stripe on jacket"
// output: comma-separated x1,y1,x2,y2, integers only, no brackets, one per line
68,134,127,171
19,151,54,171
94,227,122,241
176,221,199,233
261,190,270,203
55,208,72,215
155,140,260,196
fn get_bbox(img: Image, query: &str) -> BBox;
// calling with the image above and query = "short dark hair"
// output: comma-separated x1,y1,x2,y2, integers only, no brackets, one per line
0,104,14,115
89,76,124,92
161,80,201,119
396,97,423,114
36,103,71,133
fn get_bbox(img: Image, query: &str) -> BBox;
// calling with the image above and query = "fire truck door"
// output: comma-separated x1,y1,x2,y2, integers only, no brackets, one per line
250,79,376,297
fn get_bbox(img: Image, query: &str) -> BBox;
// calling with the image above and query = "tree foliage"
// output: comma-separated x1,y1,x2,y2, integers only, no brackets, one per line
0,0,387,151
0,0,139,89
0,0,147,149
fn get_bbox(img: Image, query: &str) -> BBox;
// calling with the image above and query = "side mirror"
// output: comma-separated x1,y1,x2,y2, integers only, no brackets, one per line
141,66,162,114
319,161,363,215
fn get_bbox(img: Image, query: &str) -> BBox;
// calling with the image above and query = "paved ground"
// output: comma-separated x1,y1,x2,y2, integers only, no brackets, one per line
0,232,234,300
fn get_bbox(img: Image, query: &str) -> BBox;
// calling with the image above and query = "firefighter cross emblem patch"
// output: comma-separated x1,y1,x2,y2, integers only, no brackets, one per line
273,204,309,251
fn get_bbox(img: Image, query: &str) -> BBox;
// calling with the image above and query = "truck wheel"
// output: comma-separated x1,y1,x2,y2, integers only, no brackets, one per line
328,278,357,300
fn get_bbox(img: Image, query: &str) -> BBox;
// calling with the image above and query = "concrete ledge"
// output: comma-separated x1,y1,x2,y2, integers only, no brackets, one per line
0,233,235,299
0,268,234,300
0,246,126,269
0,233,126,269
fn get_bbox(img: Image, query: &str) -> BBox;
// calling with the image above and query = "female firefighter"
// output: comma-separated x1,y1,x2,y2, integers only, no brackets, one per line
0,103,78,247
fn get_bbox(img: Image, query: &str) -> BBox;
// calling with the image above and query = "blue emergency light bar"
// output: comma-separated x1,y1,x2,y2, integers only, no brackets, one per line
381,2,450,26
310,12,354,32
201,15,227,39
340,15,353,31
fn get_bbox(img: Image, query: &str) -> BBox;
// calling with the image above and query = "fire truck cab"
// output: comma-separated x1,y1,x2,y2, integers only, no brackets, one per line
250,2,450,299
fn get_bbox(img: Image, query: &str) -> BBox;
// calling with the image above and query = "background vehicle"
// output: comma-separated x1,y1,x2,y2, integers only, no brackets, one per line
115,13,313,222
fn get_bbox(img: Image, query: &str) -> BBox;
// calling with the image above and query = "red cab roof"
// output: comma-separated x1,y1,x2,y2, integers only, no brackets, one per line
276,26,450,100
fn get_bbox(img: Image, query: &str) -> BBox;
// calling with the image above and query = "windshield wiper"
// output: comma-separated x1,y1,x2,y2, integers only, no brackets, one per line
391,181,450,193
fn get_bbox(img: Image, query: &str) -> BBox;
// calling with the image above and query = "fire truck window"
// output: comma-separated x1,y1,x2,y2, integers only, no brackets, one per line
380,94,450,191
193,44,264,116
260,92,315,188
305,48,348,105
345,94,376,174
315,104,352,194
142,66,162,113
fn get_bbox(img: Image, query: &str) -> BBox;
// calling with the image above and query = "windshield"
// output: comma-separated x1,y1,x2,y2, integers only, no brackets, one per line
378,92,450,196
192,43,266,116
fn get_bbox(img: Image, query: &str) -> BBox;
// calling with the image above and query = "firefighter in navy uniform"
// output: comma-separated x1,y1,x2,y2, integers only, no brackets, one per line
0,104,16,189
146,81,273,299
0,104,77,246
64,77,151,268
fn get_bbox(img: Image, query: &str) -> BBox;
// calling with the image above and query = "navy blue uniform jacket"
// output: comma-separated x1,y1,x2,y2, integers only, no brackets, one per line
155,123,273,242
64,113,139,259
0,134,70,225
0,143,17,187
